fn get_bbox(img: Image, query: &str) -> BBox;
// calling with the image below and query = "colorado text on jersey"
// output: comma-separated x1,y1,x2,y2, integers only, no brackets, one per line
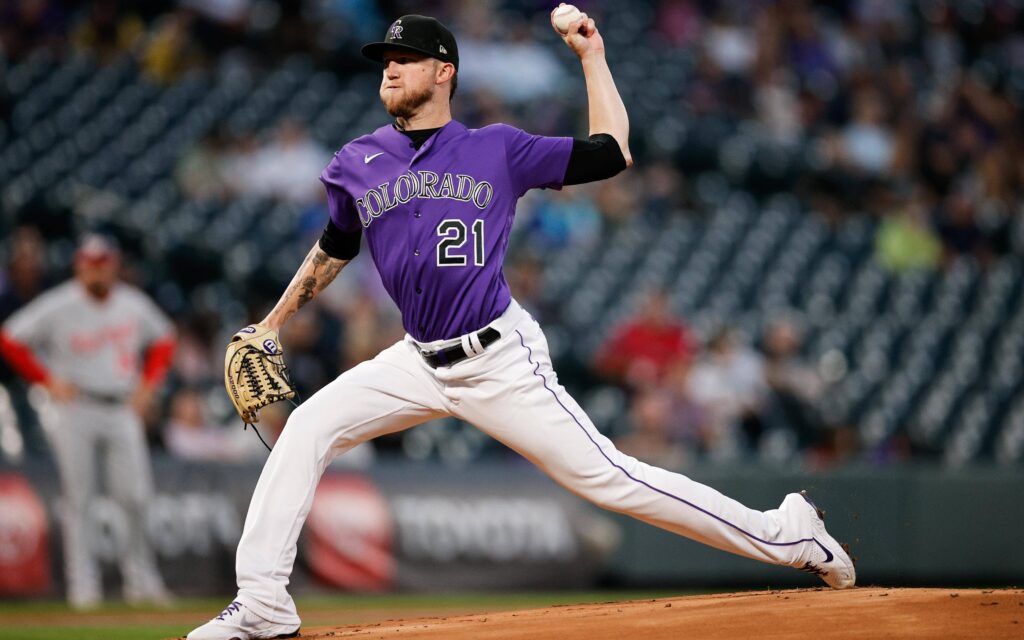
355,170,495,227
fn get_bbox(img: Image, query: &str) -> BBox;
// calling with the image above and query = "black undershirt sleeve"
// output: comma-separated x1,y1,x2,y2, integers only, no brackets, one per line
563,133,628,186
318,218,362,260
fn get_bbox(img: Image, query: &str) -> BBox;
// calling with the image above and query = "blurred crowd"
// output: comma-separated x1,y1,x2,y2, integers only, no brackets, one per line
0,0,390,77
684,0,1022,272
592,290,856,470
1,0,1023,469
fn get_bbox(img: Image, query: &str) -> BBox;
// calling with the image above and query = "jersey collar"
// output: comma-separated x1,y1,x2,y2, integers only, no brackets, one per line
377,119,468,160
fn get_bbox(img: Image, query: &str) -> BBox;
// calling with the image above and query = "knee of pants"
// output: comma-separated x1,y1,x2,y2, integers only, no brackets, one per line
279,401,365,455
547,459,639,513
550,439,659,512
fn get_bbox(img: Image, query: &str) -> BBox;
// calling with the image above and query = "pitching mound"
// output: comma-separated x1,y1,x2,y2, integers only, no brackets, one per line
301,588,1024,639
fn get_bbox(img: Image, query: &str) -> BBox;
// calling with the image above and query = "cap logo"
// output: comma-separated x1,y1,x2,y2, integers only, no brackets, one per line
389,21,403,40
439,44,447,54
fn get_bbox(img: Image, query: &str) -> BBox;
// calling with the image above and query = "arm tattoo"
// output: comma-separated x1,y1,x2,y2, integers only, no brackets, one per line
277,247,347,318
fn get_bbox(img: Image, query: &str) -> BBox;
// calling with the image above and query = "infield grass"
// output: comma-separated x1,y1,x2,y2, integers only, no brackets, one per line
0,591,705,640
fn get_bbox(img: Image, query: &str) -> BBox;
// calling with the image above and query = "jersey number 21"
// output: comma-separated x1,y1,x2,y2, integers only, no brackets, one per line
437,219,485,267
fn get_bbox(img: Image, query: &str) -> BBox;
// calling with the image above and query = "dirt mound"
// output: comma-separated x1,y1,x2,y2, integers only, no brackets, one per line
302,588,1024,640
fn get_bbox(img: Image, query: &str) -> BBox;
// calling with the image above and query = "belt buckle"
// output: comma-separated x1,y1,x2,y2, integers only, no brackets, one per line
418,343,449,368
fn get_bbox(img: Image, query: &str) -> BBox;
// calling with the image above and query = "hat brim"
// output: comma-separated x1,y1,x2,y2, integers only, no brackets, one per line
361,42,440,64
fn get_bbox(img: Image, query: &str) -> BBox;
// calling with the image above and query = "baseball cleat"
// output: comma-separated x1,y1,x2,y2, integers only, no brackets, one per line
788,490,857,589
186,601,300,640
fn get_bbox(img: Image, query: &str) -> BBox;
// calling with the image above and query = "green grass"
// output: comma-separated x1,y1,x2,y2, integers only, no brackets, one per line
0,591,698,640
0,626,187,640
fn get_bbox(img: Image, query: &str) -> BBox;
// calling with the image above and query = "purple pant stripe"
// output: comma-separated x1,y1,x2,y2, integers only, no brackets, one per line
515,329,814,549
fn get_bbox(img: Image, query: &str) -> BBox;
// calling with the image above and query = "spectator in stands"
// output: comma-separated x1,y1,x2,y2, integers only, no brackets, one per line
526,187,602,250
754,70,802,147
248,119,330,204
761,317,827,446
309,0,382,48
505,255,558,324
70,0,145,63
594,171,642,224
836,88,895,176
687,327,767,455
170,313,218,387
936,190,992,264
805,424,863,471
456,4,564,104
218,118,327,207
617,356,708,464
279,306,340,400
781,3,839,90
615,388,689,470
655,0,702,48
704,6,756,78
178,0,251,56
140,10,203,84
0,226,49,323
875,188,942,273
164,388,241,462
641,161,688,222
337,291,403,370
595,290,697,388
0,0,67,61
0,227,51,454
221,131,261,196
175,129,232,202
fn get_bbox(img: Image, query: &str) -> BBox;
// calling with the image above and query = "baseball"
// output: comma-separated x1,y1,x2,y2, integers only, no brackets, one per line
552,3,583,34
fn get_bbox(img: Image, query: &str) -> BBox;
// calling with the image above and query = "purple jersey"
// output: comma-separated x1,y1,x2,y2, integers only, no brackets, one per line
320,120,572,342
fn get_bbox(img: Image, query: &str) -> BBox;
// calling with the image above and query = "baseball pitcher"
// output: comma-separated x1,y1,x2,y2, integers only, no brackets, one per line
0,234,176,609
190,8,855,639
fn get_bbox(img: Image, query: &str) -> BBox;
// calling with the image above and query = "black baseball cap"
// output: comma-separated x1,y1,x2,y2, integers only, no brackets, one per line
361,15,459,70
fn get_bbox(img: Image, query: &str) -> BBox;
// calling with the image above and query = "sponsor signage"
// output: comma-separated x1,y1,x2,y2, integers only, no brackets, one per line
0,474,51,595
2,461,618,596
304,474,395,590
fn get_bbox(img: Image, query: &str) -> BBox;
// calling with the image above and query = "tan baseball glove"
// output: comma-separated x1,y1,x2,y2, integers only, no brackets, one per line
223,324,296,424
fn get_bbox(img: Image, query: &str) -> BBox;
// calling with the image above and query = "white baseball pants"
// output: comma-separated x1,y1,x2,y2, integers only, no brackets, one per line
235,300,819,625
46,399,166,606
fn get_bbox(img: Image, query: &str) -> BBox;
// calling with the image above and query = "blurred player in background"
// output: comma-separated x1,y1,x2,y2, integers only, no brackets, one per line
0,234,177,609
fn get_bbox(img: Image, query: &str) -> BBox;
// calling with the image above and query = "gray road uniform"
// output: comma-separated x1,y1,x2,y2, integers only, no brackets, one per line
3,280,174,606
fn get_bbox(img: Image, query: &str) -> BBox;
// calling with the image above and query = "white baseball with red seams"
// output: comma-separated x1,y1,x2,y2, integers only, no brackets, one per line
552,3,583,34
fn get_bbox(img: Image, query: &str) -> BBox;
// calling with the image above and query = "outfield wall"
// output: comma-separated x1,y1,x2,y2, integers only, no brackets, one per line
0,458,1021,599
